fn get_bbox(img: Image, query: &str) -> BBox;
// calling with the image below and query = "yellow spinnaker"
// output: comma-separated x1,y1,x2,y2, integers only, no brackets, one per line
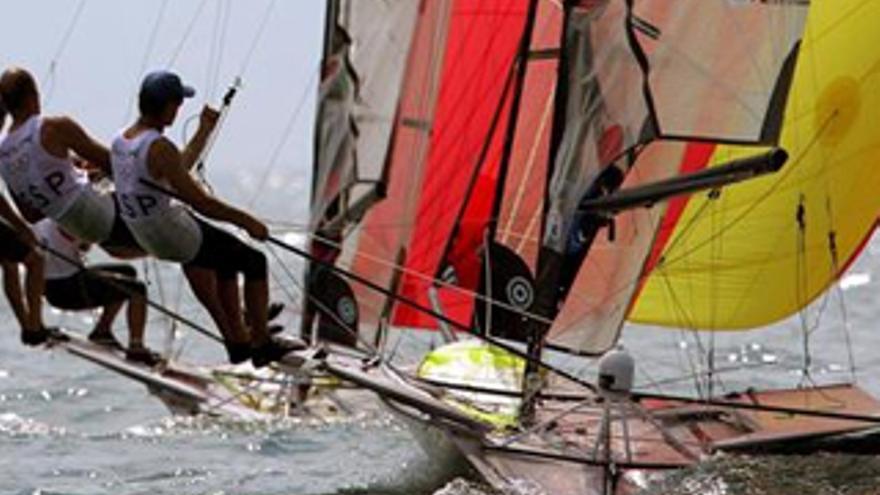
629,0,880,330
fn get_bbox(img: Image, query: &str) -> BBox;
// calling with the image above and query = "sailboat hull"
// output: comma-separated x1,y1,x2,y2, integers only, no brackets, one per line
333,355,880,495
49,329,377,421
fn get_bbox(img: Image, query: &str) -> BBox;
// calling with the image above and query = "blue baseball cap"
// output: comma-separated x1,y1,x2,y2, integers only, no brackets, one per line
139,70,195,108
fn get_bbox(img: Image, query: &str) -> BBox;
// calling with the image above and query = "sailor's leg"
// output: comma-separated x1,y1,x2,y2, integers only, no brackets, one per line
22,250,44,332
89,265,145,346
216,273,250,339
183,265,248,344
93,299,124,335
244,277,269,345
126,287,147,348
189,219,269,343
1,261,28,330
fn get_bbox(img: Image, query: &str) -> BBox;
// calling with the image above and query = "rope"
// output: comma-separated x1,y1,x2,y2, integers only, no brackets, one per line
123,0,170,123
37,240,223,345
266,244,380,356
166,0,211,68
236,0,278,78
300,230,554,327
264,233,600,394
205,0,232,102
43,0,88,106
190,0,279,186
795,195,813,386
246,68,319,208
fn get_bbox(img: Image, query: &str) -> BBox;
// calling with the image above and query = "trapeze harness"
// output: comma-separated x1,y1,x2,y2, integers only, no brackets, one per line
110,129,266,280
0,116,116,243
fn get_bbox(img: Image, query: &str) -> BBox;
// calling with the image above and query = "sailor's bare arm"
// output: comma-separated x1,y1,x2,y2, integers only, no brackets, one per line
180,106,219,171
41,116,112,174
149,137,267,240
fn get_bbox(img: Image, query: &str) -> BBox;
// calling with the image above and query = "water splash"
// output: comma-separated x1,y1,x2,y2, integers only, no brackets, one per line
643,454,880,495
0,412,70,438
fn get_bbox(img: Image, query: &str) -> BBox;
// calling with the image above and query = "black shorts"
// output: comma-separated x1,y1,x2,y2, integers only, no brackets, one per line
99,194,142,251
184,219,267,280
44,263,145,310
0,221,30,263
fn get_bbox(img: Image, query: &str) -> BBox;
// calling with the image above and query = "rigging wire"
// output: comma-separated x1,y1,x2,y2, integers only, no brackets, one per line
123,0,170,123
299,229,554,327
205,0,223,101
43,0,88,106
165,0,211,68
189,0,280,184
266,244,380,356
205,0,232,102
264,232,601,393
246,68,319,209
828,226,859,383
235,0,278,78
794,195,815,386
37,241,224,345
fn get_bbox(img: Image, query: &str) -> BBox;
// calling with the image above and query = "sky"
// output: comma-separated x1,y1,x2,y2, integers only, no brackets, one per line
0,0,325,225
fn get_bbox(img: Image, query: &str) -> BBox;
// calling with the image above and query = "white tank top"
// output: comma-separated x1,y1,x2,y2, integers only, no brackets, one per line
110,128,173,222
110,128,202,262
33,219,84,280
0,116,89,218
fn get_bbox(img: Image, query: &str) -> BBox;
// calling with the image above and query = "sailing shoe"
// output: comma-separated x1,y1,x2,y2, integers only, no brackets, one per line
225,342,252,365
243,302,285,326
20,326,65,347
268,302,285,322
125,345,163,367
251,336,308,368
45,327,69,342
87,330,125,351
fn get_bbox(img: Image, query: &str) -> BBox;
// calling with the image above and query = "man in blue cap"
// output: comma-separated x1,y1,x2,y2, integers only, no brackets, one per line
111,70,301,367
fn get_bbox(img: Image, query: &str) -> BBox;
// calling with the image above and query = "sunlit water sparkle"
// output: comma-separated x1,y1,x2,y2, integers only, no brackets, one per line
3,233,880,494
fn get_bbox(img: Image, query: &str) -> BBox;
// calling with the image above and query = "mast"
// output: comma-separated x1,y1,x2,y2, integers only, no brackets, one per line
521,0,576,423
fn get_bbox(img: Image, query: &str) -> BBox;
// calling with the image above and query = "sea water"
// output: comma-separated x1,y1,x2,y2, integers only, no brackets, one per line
3,233,880,495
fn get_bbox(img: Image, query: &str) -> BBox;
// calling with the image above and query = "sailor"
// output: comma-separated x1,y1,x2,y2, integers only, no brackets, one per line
0,67,142,258
34,218,161,366
111,70,301,367
0,194,50,345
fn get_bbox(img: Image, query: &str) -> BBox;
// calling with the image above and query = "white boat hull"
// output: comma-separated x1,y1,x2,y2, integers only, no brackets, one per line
49,329,377,421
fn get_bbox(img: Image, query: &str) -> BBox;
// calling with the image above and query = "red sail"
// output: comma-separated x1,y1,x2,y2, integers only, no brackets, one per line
393,0,533,329
495,0,562,273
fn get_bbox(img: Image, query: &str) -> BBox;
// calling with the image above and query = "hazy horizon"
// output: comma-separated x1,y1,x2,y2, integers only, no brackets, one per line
0,0,324,225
